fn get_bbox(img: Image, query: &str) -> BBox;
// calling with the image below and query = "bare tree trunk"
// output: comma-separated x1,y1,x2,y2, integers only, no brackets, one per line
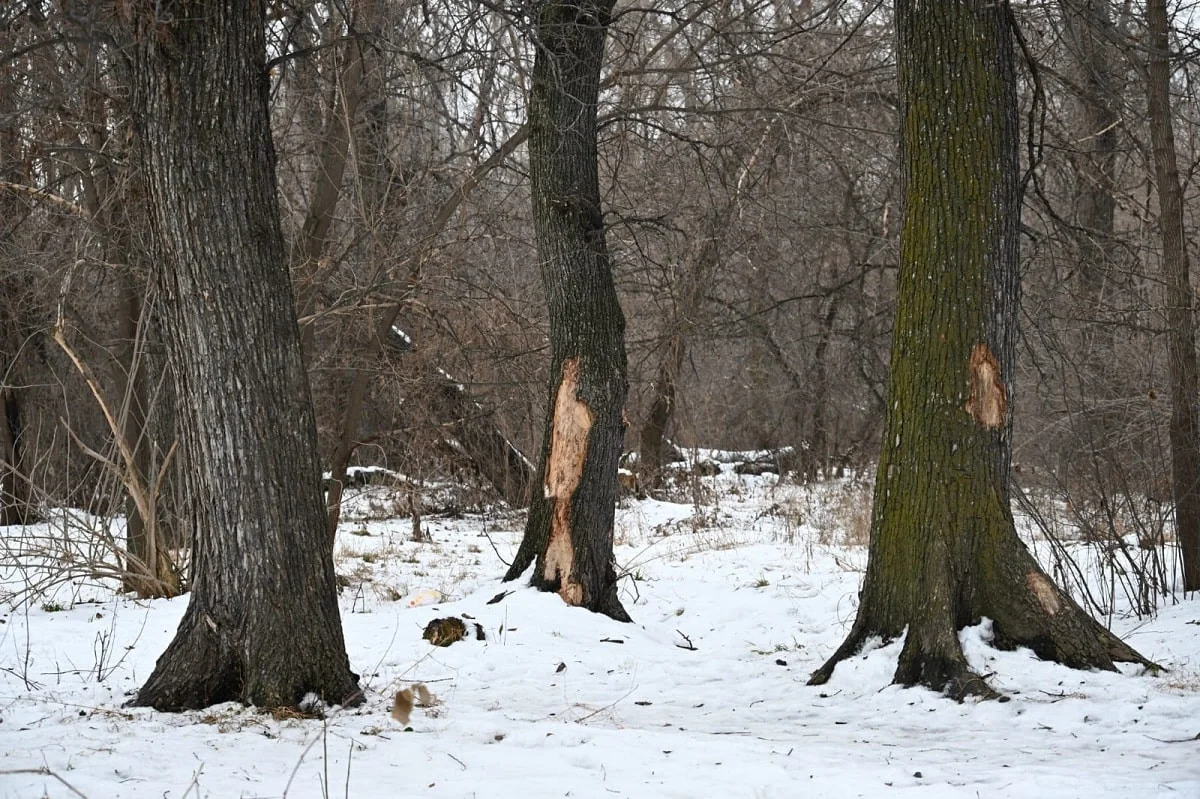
1053,0,1130,498
805,296,841,481
69,71,181,596
639,217,723,488
1146,0,1200,591
0,388,33,526
639,197,755,488
293,9,368,355
116,273,150,588
810,0,1152,698
639,333,684,487
125,0,360,711
0,51,35,527
1059,0,1120,329
324,0,389,544
503,0,630,621
324,340,375,541
113,269,181,597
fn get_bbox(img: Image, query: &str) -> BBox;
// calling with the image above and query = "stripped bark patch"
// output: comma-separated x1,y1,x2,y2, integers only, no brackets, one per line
964,343,1006,429
1026,571,1061,616
543,357,592,604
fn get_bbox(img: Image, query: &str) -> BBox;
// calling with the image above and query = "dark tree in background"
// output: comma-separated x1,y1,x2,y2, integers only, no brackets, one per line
809,0,1153,699
1145,0,1200,591
504,0,631,622
124,0,360,710
0,21,36,528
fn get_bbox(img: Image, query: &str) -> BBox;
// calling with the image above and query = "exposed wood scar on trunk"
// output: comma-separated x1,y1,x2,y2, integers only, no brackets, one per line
544,357,591,605
964,342,1006,429
1026,571,1061,616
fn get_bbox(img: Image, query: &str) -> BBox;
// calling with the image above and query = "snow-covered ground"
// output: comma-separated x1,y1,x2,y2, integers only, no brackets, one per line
2,468,1197,798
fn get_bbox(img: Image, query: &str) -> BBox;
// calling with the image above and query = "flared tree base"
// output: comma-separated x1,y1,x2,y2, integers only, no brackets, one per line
132,607,363,712
809,553,1157,701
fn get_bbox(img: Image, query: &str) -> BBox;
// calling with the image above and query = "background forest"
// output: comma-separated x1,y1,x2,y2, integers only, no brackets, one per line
0,0,1196,597
3,2,1199,796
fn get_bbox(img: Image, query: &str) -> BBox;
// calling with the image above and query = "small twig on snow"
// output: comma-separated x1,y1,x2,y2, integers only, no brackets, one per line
675,630,698,650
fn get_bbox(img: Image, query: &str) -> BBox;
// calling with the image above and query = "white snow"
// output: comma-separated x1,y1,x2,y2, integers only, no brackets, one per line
2,471,1197,798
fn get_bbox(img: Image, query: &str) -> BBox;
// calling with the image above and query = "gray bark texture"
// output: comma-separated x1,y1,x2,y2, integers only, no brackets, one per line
125,0,360,710
503,0,631,622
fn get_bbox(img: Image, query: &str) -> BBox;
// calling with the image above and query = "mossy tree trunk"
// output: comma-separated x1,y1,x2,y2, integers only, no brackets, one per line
1145,0,1200,592
503,0,630,622
809,0,1153,699
125,0,361,711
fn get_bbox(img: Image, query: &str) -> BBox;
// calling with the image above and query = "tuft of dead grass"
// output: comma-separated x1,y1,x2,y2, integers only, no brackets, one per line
782,479,873,548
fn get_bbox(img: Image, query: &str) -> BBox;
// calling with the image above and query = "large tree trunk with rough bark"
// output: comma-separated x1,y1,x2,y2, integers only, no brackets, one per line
1145,0,1200,592
125,0,360,711
809,0,1152,699
503,0,630,622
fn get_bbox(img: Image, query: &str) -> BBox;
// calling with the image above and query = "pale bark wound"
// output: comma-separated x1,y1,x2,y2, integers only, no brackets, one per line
965,343,1006,429
1026,571,1061,616
543,357,592,604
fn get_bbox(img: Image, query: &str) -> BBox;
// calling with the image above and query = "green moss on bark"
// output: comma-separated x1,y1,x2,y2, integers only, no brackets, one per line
809,0,1152,699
